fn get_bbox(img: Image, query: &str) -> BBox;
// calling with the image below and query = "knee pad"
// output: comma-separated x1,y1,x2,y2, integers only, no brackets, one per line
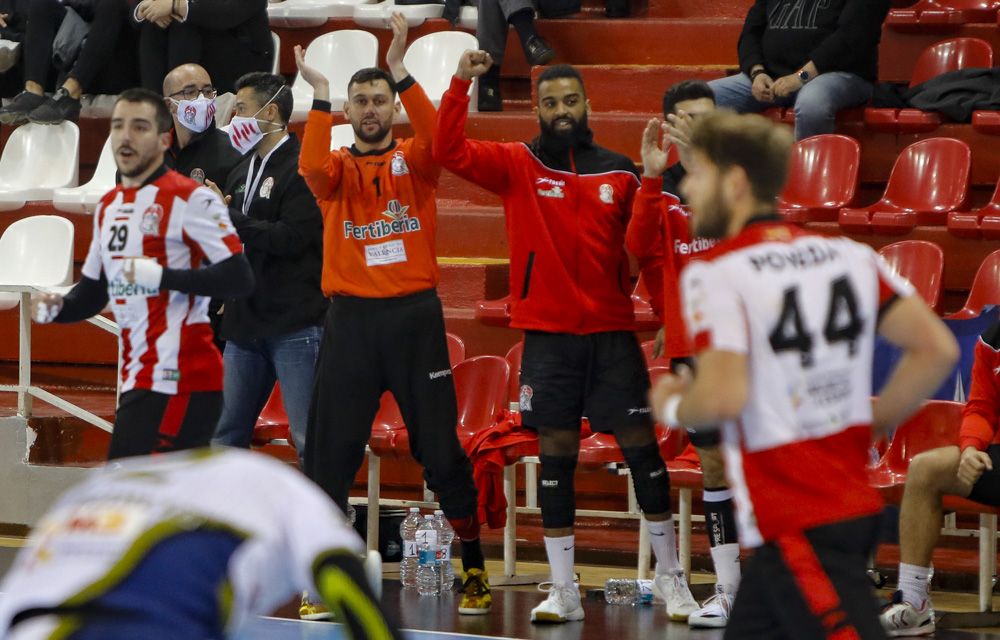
538,454,578,529
621,443,671,516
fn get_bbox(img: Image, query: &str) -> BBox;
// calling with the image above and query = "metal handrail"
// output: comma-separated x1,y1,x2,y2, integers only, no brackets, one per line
0,285,119,433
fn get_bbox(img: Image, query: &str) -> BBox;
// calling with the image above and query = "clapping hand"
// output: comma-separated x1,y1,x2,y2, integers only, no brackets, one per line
456,50,493,81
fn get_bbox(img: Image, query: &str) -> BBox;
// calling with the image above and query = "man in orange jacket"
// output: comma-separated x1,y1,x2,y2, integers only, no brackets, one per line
295,14,489,617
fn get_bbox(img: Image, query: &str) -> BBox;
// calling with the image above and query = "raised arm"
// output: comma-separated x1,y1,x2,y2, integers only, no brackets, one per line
386,13,439,182
295,44,344,201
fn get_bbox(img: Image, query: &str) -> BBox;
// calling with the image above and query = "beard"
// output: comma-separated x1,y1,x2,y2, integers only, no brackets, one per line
539,111,589,146
692,183,731,240
354,119,391,145
117,148,159,179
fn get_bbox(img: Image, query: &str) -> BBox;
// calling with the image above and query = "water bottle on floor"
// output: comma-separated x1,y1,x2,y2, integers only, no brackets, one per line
432,510,455,590
416,515,441,596
399,507,422,589
604,579,654,605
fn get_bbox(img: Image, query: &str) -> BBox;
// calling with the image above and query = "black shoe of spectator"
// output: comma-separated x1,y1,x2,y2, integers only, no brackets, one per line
0,91,46,126
523,36,555,66
28,88,82,125
605,0,629,17
478,76,502,112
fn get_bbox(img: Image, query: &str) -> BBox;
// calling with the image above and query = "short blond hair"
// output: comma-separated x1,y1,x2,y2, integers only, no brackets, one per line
689,111,793,203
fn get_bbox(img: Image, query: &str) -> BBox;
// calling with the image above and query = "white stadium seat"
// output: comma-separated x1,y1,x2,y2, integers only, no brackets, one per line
0,215,75,310
290,30,379,121
354,0,443,29
396,30,478,122
271,31,281,74
269,0,375,28
330,124,356,151
53,135,115,215
458,5,478,29
0,122,79,211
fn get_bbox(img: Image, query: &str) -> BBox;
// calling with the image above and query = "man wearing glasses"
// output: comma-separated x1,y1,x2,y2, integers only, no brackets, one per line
162,63,243,188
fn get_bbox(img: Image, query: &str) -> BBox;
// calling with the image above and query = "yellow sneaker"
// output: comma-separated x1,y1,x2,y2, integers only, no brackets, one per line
458,568,492,615
299,592,334,621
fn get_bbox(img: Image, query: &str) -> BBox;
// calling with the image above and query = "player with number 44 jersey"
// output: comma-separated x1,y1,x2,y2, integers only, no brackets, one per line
651,112,958,640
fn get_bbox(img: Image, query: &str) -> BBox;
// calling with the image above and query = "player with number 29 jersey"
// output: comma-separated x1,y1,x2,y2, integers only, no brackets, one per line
681,220,915,548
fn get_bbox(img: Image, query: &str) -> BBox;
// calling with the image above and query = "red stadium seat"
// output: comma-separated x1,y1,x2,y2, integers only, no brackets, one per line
632,273,661,331
252,383,291,445
868,400,963,500
948,178,1000,238
839,138,970,233
475,294,512,327
454,355,510,439
446,332,465,367
504,341,523,408
944,249,1000,320
972,109,1000,134
864,38,993,133
777,135,860,223
887,0,1000,26
877,240,945,311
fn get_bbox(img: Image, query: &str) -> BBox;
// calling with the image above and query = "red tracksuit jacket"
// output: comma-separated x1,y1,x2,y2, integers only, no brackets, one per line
959,321,1000,451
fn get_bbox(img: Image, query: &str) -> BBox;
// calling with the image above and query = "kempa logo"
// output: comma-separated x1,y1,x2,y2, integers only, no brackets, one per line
428,369,452,380
344,200,421,240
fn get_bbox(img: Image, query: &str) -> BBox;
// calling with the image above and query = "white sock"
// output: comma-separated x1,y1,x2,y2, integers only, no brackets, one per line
899,563,932,609
544,535,576,586
709,543,741,592
647,519,681,573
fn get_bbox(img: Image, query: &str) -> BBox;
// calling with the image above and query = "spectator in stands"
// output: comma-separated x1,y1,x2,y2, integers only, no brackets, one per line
0,0,28,94
709,0,890,140
130,0,272,95
206,72,326,471
295,14,492,618
29,89,253,460
628,116,739,629
475,0,554,111
881,319,1000,637
651,111,957,640
0,448,404,640
659,80,715,202
163,63,242,187
436,56,699,624
0,0,138,125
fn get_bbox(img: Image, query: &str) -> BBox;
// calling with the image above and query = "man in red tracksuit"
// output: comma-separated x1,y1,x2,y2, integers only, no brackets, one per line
881,319,1000,636
434,51,698,624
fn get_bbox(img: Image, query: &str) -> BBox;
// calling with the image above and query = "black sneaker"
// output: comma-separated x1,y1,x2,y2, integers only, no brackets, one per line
478,75,502,112
523,35,555,66
0,91,46,126
28,88,82,125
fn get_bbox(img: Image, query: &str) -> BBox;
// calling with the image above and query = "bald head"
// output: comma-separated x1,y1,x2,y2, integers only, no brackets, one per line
163,64,212,99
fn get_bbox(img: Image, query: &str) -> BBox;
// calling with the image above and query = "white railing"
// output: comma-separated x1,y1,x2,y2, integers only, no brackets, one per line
0,286,118,433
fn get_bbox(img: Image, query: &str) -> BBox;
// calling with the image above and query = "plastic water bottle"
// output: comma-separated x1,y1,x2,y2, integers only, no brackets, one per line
415,515,441,596
432,510,456,590
399,507,422,589
604,579,655,605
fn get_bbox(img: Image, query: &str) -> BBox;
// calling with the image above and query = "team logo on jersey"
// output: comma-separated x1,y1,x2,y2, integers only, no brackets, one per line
139,204,163,236
343,199,421,240
599,183,614,204
536,177,565,199
162,369,180,381
519,385,534,412
259,176,274,199
189,168,205,184
390,151,409,176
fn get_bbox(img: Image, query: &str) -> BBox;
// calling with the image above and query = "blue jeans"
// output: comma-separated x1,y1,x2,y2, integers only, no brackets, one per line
213,325,322,465
708,72,873,140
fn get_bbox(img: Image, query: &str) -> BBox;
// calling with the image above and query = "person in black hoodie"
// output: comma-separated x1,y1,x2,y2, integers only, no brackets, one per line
709,0,889,140
205,72,327,468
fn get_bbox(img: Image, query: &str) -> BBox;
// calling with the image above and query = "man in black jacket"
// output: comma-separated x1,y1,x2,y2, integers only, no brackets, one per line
206,72,327,469
709,0,889,140
131,0,272,94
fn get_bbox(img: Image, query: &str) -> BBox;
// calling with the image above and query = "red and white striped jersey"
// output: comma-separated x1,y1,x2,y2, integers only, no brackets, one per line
82,168,242,395
681,220,914,547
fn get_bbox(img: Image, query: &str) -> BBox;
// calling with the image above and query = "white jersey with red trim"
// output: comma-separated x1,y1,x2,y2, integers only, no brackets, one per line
681,220,914,547
0,449,363,636
81,168,242,395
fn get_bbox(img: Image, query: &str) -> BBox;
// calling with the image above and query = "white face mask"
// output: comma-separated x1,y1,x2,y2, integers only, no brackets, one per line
228,87,286,154
173,95,216,134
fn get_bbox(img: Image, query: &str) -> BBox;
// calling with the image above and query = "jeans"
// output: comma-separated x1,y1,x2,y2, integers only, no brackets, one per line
708,71,873,140
213,325,322,466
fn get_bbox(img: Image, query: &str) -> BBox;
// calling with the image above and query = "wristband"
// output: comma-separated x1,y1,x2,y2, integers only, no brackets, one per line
661,394,682,428
750,69,766,82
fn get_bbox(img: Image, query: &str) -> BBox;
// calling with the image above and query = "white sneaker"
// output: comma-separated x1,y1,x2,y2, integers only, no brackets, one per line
881,593,934,637
653,569,699,622
688,584,734,628
530,582,585,623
